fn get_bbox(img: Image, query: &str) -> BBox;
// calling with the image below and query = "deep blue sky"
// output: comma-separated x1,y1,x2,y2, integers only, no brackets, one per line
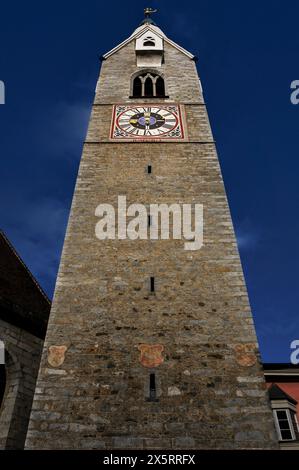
0,1,298,362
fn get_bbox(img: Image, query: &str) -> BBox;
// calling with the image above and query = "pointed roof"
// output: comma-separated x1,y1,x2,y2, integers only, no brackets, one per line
0,230,50,338
268,383,297,405
140,17,157,26
102,22,194,60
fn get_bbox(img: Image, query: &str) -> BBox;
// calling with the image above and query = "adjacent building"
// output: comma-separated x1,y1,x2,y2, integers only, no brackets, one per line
0,231,50,449
264,363,299,449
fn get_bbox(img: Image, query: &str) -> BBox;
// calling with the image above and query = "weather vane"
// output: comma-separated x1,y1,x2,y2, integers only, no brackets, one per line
144,7,158,19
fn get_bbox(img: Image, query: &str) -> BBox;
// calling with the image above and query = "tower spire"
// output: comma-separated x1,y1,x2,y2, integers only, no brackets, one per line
140,7,158,26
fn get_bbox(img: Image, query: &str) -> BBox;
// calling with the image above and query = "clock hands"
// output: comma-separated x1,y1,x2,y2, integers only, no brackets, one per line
144,111,151,134
117,106,178,137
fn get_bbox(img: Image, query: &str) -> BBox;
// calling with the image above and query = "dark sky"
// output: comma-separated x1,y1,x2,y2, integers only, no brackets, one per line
0,0,298,363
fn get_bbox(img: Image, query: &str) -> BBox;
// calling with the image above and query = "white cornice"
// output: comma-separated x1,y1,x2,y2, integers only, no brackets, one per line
102,24,194,60
270,399,297,413
265,370,299,376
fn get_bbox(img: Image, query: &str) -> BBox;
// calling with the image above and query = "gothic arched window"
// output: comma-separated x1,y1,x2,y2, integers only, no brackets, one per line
156,76,165,97
144,76,153,96
133,76,142,97
132,72,166,98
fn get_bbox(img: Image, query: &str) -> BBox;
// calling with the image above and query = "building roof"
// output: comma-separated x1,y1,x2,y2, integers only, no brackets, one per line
268,383,298,405
263,363,299,381
102,23,195,60
0,230,50,338
264,363,299,370
140,18,157,26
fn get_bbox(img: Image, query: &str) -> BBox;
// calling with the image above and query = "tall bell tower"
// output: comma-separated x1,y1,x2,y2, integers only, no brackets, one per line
26,10,278,449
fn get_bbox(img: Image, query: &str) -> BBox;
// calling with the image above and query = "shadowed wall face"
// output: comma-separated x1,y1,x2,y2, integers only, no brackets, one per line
0,365,5,409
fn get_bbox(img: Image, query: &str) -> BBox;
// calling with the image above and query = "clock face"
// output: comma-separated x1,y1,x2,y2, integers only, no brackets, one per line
110,105,185,140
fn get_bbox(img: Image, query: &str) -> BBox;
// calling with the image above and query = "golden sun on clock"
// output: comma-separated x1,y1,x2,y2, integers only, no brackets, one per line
110,104,185,140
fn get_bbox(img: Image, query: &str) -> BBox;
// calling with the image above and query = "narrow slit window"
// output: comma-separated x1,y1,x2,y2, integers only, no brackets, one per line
149,373,157,401
147,165,152,174
148,215,152,226
150,277,155,293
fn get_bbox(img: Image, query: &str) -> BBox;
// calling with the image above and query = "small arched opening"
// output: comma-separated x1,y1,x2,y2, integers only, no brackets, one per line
156,76,165,97
144,76,154,97
143,39,155,47
133,76,142,97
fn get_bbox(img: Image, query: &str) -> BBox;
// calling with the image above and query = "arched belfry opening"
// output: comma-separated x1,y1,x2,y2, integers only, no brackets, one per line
132,76,142,97
144,76,153,97
156,76,165,97
132,72,166,98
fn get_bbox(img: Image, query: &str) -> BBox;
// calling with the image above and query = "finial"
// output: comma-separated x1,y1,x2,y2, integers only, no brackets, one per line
141,8,158,26
144,7,158,20
139,7,158,26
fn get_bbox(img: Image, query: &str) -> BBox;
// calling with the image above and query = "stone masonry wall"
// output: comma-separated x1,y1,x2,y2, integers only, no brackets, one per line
25,36,278,449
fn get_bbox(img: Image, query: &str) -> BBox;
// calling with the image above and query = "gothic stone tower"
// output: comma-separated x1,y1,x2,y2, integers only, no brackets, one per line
26,12,278,449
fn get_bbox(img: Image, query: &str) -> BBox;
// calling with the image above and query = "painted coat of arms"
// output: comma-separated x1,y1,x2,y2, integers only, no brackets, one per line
47,345,67,367
138,343,164,368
